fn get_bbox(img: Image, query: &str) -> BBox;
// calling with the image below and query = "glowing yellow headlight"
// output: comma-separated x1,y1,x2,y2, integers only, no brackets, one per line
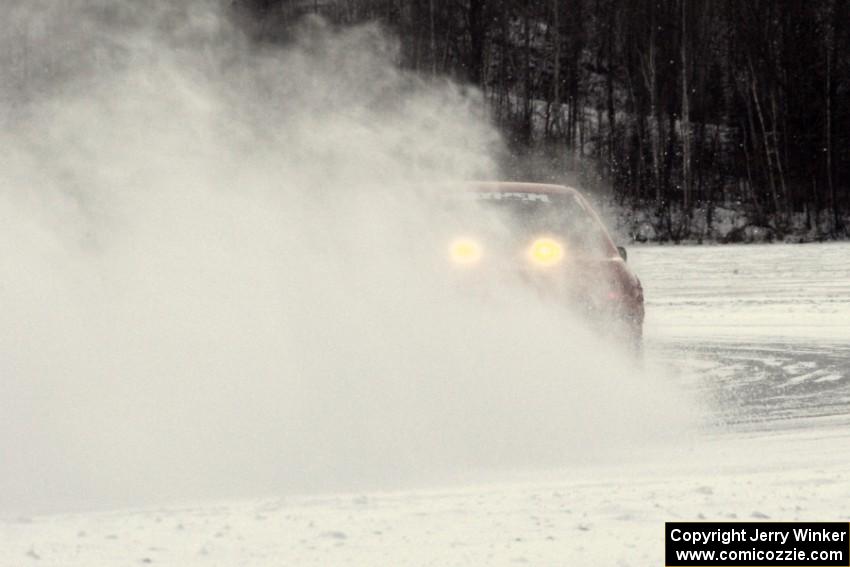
449,238,482,265
527,237,565,267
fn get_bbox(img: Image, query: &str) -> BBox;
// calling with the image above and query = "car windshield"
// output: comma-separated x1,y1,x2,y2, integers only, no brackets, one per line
441,191,611,258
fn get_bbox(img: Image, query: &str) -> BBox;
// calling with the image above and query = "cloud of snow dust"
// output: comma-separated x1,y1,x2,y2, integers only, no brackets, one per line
0,0,696,514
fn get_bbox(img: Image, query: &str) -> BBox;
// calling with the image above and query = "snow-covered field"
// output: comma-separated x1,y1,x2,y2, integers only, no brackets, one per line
3,243,849,567
635,243,850,429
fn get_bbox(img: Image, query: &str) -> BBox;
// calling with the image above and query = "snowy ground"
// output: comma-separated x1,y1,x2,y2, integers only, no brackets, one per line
3,243,849,566
636,243,850,429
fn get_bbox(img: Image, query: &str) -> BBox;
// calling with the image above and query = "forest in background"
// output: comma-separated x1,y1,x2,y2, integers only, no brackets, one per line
236,0,850,242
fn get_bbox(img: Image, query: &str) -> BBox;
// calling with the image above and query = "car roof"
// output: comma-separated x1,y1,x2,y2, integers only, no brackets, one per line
463,181,582,197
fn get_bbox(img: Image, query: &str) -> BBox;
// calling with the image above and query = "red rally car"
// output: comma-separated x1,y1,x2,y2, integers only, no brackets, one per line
442,182,644,347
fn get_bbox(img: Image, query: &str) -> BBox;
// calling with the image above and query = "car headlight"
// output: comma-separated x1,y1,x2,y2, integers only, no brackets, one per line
449,238,482,265
527,237,564,267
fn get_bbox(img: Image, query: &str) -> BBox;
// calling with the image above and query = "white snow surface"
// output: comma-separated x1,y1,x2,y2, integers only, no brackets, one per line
635,242,850,341
3,243,850,566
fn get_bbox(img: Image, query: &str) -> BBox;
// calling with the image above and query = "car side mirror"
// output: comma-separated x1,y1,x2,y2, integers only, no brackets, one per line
617,246,628,262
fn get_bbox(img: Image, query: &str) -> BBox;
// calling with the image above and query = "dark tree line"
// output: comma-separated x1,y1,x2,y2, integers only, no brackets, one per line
238,0,850,239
